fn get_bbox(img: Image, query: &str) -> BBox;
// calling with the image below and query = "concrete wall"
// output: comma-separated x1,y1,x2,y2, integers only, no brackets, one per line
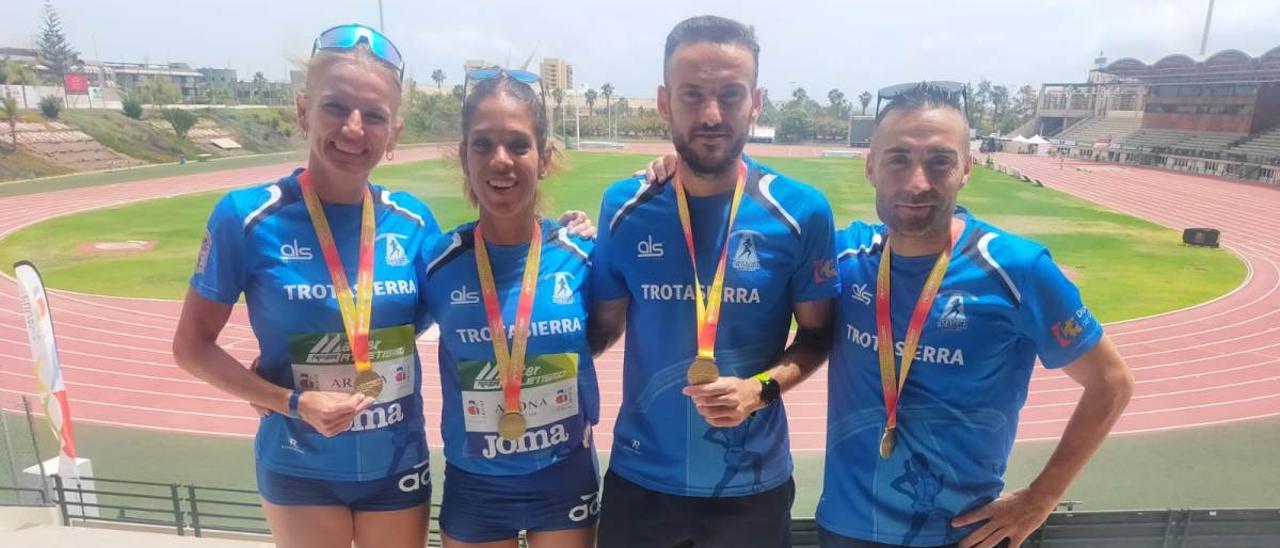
0,505,59,531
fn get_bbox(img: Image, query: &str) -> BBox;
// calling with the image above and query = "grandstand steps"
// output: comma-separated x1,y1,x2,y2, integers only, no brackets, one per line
0,121,145,172
1225,126,1280,159
1056,116,1141,144
1009,118,1039,139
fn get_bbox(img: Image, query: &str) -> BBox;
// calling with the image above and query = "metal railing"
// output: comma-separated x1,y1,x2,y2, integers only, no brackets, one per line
10,474,1277,547
28,474,460,543
0,485,49,505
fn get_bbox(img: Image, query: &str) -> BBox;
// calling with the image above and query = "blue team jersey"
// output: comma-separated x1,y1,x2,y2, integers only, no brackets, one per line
190,169,441,482
594,155,840,497
816,208,1103,546
420,218,600,477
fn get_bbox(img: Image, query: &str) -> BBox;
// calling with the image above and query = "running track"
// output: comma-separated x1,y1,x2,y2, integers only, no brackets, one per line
0,145,1276,452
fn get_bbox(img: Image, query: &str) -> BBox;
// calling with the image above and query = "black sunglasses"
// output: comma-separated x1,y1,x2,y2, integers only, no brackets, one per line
874,80,969,119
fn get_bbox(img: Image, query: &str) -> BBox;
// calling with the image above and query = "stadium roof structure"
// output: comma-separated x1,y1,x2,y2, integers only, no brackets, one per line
1099,45,1280,84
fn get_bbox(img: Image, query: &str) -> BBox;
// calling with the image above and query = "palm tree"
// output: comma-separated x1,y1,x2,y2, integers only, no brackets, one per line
2,94,18,152
584,88,598,116
827,88,846,118
4,61,37,109
552,87,565,139
431,69,445,91
252,72,267,104
601,83,614,138
858,91,872,116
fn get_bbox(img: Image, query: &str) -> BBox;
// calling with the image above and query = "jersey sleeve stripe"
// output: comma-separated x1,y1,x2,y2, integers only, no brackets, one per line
837,232,884,262
970,230,1022,305
243,184,283,234
608,181,662,234
380,190,426,227
749,172,802,238
550,227,592,266
426,231,471,278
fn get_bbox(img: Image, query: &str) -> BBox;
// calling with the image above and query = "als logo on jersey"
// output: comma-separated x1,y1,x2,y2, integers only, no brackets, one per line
731,230,763,271
450,285,480,305
937,293,969,331
552,272,575,305
849,283,873,306
636,235,664,259
378,233,409,267
279,239,313,262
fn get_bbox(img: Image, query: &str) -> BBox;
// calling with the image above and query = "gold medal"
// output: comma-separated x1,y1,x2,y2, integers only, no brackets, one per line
497,412,527,440
687,356,720,385
879,426,897,459
354,369,384,399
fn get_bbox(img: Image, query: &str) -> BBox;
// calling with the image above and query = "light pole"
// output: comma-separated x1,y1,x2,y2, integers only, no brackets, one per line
378,0,385,32
1199,0,1215,57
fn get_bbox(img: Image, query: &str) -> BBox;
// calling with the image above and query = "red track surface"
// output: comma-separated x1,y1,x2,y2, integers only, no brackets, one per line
0,146,1276,452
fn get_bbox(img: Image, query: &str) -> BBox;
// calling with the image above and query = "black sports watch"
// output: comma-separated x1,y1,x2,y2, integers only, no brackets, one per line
754,372,781,407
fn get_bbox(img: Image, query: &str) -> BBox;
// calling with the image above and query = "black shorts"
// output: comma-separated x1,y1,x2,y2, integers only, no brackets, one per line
597,469,795,548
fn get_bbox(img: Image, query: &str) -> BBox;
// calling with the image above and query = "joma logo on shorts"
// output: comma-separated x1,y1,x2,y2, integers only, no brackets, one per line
348,402,405,432
481,424,569,459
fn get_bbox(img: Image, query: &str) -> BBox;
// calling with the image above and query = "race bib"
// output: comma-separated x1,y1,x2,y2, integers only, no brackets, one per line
288,324,416,404
457,352,584,459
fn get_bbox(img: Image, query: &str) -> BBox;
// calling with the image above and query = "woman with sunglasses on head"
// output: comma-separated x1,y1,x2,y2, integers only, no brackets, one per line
172,24,437,548
417,68,602,548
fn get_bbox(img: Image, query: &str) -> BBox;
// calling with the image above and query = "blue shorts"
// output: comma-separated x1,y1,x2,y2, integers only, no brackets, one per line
439,447,600,543
256,460,431,512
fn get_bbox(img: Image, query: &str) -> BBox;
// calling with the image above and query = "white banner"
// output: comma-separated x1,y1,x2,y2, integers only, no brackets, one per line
14,261,79,482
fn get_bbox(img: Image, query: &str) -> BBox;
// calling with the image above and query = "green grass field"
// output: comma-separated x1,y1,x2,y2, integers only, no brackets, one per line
0,152,1244,323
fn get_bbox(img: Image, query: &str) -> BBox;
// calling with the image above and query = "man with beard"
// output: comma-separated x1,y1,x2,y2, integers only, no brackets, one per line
817,83,1133,548
589,15,839,548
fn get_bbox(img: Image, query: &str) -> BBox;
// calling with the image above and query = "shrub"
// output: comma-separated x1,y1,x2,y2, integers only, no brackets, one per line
39,95,62,119
122,96,143,119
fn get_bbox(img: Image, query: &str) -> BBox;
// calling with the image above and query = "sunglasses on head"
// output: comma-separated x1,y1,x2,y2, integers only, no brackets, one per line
463,67,545,106
466,68,540,85
312,24,405,81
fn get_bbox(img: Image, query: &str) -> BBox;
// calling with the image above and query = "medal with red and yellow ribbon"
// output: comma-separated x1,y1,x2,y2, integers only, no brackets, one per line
875,224,962,458
674,162,747,385
474,220,543,441
298,171,382,399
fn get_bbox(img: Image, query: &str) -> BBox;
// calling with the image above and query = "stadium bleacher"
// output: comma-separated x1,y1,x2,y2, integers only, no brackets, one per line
1057,116,1142,144
1226,126,1280,158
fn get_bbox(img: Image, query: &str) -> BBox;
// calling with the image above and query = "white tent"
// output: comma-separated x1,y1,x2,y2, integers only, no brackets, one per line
1006,135,1033,153
1027,134,1051,156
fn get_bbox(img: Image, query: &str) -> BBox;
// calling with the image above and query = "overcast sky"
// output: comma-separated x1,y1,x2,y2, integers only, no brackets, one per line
3,0,1279,99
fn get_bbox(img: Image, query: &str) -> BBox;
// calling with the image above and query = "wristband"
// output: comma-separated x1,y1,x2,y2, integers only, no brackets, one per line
287,390,302,419
754,372,781,406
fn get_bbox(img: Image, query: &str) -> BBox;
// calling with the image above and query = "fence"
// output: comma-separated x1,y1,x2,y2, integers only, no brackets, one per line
0,397,49,506
12,473,466,545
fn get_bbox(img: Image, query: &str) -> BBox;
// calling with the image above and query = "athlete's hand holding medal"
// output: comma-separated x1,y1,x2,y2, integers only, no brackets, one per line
296,391,377,437
246,357,376,436
683,376,766,428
